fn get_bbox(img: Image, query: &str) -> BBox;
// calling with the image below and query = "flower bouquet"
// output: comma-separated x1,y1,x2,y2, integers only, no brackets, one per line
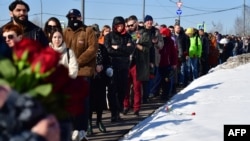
0,38,88,120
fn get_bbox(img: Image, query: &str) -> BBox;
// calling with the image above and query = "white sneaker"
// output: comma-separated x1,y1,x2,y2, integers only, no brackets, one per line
71,130,79,141
78,130,88,141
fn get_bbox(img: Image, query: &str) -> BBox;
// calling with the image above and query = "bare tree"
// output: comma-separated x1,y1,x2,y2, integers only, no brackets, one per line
234,5,250,36
234,16,243,36
245,6,250,35
209,21,223,34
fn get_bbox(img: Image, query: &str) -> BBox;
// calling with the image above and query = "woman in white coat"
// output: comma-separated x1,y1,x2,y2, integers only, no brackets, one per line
49,28,78,79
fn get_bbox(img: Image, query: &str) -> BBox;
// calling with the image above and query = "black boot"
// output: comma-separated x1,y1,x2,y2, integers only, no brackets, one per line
111,111,123,122
87,120,93,135
96,121,106,133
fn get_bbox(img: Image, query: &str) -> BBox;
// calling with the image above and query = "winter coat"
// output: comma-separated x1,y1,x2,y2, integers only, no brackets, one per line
1,21,49,46
0,91,47,141
208,35,219,67
50,42,78,79
159,37,178,67
94,43,111,79
0,36,12,59
175,29,189,62
200,34,210,59
104,16,135,70
64,25,98,77
189,36,202,58
134,26,154,81
0,21,48,59
151,27,164,67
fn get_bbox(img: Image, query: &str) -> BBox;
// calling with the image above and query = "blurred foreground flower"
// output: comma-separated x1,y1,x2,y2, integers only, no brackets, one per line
0,38,87,119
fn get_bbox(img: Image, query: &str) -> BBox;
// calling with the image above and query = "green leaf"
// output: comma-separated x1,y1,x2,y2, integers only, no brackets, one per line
39,68,54,79
0,79,10,85
16,60,26,71
14,50,29,71
0,59,16,80
14,67,36,92
33,62,42,79
28,83,52,97
21,50,28,61
13,53,18,62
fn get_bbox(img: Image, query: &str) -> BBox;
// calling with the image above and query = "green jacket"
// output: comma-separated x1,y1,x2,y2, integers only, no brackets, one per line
189,36,202,58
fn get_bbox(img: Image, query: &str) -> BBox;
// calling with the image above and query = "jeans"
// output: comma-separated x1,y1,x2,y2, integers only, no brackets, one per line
149,67,161,96
190,57,198,80
158,66,172,98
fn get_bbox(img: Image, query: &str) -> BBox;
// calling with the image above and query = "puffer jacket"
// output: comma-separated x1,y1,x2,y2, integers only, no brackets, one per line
64,25,98,77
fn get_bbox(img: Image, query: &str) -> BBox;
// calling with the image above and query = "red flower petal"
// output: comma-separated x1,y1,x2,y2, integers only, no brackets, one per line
31,47,61,73
13,38,42,62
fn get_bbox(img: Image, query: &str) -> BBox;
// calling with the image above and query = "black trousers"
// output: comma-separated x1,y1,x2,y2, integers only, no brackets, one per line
108,68,129,117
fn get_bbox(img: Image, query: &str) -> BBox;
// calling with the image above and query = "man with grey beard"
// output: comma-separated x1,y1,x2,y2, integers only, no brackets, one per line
0,0,48,47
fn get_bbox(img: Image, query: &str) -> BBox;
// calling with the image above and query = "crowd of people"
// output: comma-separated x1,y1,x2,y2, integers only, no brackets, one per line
1,1,250,141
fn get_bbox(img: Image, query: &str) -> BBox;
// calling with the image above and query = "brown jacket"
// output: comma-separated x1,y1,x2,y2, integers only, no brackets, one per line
64,26,98,77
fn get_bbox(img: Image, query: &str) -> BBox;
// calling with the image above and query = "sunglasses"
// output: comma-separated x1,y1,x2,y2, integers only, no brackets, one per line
3,34,15,40
127,24,134,27
47,25,57,29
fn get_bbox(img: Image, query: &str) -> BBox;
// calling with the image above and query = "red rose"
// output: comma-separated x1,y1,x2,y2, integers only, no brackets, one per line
13,38,43,62
31,47,61,74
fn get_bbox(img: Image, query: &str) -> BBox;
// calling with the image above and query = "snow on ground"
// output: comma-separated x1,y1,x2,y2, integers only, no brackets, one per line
120,61,250,141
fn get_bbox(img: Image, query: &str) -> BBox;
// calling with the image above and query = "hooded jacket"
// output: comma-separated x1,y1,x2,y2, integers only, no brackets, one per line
104,16,135,69
159,28,178,67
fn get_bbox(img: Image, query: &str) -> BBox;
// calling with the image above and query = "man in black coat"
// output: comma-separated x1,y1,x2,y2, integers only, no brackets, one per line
0,0,48,49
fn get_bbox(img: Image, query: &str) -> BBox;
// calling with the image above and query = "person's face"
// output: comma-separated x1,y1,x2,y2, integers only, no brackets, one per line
52,31,63,47
10,4,28,22
3,31,22,47
116,24,124,32
144,20,153,29
169,28,174,34
174,25,181,34
199,30,204,36
47,20,58,33
103,29,110,36
127,20,137,32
